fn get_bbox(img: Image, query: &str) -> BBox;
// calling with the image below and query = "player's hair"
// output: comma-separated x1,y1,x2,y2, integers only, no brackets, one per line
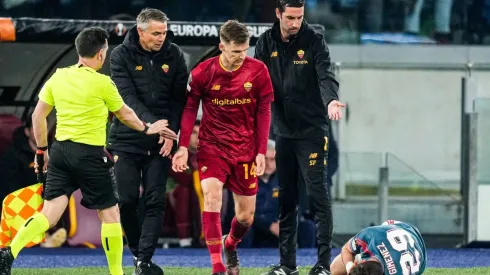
277,0,305,13
75,27,109,58
350,261,384,275
137,8,169,31
219,20,250,45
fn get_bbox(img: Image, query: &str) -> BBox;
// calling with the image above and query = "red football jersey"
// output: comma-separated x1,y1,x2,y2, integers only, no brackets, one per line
179,56,274,162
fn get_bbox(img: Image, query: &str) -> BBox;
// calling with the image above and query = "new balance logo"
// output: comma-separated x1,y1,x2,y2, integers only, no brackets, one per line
319,272,328,275
274,270,287,275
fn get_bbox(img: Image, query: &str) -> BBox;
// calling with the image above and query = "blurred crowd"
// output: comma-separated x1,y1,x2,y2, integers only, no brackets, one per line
0,115,339,249
1,0,490,44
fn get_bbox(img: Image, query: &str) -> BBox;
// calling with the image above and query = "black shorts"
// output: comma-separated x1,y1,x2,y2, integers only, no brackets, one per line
44,140,117,210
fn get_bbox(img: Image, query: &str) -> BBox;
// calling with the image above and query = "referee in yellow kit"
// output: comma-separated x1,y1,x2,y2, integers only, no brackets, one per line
0,27,176,275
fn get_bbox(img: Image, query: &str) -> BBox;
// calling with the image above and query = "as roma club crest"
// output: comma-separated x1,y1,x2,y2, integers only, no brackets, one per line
244,82,252,92
297,50,305,59
162,64,169,73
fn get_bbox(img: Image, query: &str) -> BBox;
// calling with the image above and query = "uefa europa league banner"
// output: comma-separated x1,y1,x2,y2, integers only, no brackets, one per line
0,18,325,45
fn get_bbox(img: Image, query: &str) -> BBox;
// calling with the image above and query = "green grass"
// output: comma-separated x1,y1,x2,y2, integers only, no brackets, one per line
9,267,490,275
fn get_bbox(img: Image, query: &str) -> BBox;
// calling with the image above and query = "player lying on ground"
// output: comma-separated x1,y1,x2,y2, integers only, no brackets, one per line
172,20,274,275
0,27,176,275
330,220,427,275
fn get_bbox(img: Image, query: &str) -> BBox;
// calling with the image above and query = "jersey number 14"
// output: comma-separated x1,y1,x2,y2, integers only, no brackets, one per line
386,229,422,275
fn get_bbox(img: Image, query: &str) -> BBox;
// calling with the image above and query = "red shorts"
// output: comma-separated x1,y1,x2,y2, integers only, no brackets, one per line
196,151,258,196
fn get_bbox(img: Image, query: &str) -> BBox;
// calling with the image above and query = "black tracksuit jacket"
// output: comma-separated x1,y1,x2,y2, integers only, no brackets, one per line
107,26,189,155
254,21,339,139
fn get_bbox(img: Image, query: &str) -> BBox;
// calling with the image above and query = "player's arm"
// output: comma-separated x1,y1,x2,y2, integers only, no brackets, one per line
255,65,274,156
341,238,357,273
103,78,176,139
312,34,340,109
32,80,55,148
110,47,158,124
168,48,189,133
177,68,204,150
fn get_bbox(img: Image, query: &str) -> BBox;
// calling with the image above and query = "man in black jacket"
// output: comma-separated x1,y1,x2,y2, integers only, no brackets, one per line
255,1,345,275
108,8,189,275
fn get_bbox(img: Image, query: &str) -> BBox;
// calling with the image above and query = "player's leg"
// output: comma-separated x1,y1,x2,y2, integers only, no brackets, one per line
135,155,169,274
202,177,226,274
76,144,124,275
330,254,348,275
222,158,258,275
296,136,333,275
198,153,230,274
111,151,143,258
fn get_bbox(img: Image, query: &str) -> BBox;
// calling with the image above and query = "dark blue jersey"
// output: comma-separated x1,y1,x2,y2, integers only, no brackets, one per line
349,220,427,275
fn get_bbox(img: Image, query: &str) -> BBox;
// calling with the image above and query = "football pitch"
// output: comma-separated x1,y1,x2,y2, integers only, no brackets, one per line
10,247,490,274
9,267,490,275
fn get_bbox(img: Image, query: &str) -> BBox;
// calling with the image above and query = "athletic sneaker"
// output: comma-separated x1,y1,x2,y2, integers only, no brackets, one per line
262,264,299,275
222,235,239,275
132,258,164,275
0,247,13,275
309,264,331,275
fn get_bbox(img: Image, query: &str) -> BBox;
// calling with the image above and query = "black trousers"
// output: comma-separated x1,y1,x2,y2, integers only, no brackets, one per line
112,151,169,263
275,136,333,268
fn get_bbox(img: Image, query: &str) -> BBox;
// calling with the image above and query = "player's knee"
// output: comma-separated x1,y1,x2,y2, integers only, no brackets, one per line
203,194,222,212
236,212,254,227
97,205,120,223
202,179,223,210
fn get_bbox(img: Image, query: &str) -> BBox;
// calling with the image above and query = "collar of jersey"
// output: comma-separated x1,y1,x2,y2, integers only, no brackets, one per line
218,55,242,72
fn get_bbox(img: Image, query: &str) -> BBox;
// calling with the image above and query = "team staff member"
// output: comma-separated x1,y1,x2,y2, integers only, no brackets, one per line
255,1,345,275
108,8,189,275
0,27,174,275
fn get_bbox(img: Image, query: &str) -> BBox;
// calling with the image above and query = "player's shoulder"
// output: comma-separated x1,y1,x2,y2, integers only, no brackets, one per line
245,57,268,72
192,56,217,77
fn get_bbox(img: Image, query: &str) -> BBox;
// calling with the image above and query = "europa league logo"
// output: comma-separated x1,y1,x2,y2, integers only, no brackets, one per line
115,23,127,36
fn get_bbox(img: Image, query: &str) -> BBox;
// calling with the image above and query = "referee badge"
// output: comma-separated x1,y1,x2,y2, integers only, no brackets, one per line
114,155,118,163
162,64,169,73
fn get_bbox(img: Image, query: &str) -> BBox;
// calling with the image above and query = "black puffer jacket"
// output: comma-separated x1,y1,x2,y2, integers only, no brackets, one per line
107,26,189,155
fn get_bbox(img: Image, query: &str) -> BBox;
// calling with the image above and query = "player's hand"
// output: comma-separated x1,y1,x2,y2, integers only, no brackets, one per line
145,120,169,135
172,147,189,172
159,138,173,158
328,100,346,121
346,261,355,274
255,153,265,176
33,150,49,174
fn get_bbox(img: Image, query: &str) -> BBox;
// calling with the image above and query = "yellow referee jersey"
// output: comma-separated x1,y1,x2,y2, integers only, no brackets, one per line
38,65,124,146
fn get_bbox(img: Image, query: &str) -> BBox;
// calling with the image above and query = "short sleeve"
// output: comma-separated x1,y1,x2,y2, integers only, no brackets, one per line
38,78,54,106
350,228,372,256
103,78,124,112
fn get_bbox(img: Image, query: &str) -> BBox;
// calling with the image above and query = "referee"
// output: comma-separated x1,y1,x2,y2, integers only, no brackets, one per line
0,27,175,275
255,1,345,275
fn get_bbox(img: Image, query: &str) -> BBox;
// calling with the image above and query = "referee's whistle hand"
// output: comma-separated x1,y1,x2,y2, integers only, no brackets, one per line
145,120,171,135
158,128,178,140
